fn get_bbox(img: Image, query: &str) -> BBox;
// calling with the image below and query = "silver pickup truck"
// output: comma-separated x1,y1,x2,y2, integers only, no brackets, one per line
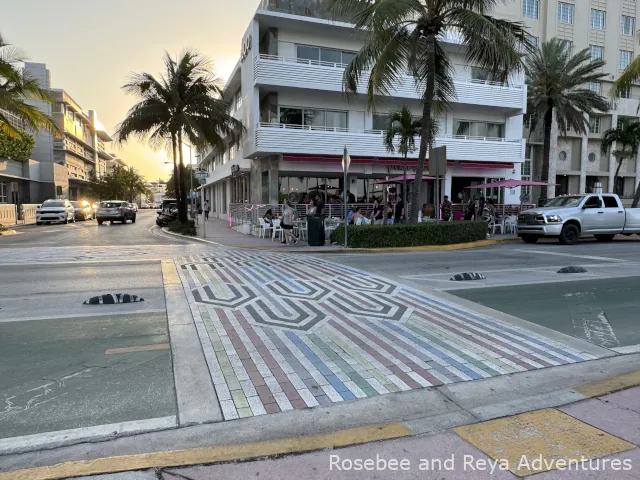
517,193,640,245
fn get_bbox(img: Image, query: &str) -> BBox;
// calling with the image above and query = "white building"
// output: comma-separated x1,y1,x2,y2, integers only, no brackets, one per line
198,0,527,219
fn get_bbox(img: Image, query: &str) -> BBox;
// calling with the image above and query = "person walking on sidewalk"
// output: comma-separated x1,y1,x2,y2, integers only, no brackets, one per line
281,200,298,245
203,200,210,220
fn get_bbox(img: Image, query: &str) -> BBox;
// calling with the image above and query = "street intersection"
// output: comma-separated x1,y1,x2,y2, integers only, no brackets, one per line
1,213,640,479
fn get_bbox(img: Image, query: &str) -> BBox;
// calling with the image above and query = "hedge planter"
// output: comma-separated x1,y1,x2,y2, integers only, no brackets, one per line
330,221,488,248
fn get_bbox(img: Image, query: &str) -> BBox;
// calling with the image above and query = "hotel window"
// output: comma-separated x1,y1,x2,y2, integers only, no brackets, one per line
454,120,505,138
559,40,573,55
619,85,632,98
558,3,574,24
471,67,499,82
527,35,538,48
620,50,633,69
590,116,601,134
621,16,635,36
523,0,538,19
589,45,604,62
589,81,602,94
296,45,357,66
590,9,605,30
278,107,348,129
523,115,531,129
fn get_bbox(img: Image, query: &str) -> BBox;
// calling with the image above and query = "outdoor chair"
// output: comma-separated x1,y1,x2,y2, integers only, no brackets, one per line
272,219,284,242
258,218,273,238
503,215,517,234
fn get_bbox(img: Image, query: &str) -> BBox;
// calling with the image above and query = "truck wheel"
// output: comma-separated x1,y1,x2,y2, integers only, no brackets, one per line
595,234,615,242
559,224,579,245
521,235,539,244
97,219,103,225
36,222,42,226
132,215,136,224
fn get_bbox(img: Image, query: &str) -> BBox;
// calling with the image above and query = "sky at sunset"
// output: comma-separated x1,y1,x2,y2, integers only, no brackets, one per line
3,0,257,181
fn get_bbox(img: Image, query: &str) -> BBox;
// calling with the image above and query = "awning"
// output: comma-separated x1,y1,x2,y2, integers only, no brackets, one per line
376,174,437,184
282,155,511,169
0,172,29,181
466,179,557,189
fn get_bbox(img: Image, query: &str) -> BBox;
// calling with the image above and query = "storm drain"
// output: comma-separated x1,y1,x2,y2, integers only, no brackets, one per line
450,272,486,281
84,294,145,305
557,266,588,274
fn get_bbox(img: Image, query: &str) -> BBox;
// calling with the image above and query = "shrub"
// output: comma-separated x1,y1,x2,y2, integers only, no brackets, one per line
168,220,196,236
0,130,35,161
330,221,487,248
0,224,7,232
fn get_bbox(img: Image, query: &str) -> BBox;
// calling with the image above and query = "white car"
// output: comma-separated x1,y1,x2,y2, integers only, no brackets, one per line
140,203,150,209
36,199,75,225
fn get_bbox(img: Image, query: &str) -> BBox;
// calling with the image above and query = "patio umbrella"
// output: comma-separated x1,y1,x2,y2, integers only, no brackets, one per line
376,174,436,185
464,179,557,189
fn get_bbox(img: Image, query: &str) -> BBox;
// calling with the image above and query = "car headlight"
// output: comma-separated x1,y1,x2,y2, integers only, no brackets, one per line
546,215,562,223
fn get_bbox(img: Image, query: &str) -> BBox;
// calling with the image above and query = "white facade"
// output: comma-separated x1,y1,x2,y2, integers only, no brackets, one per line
198,3,527,218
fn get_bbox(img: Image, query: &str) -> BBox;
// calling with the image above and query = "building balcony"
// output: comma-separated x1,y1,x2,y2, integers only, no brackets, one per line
611,98,640,117
254,55,526,111
254,122,524,163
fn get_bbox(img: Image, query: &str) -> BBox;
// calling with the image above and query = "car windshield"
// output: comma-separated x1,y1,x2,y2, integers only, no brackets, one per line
100,202,124,208
43,201,65,207
544,196,584,208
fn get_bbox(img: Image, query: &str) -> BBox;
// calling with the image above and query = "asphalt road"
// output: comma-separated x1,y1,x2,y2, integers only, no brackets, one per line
0,210,180,441
322,240,640,352
0,209,189,247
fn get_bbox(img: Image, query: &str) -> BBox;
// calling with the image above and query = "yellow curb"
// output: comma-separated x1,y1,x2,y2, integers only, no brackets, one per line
0,423,411,480
572,370,640,398
0,229,17,236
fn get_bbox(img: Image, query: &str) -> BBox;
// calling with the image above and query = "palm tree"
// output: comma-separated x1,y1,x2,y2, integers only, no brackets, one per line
115,50,243,223
0,33,59,137
526,39,609,203
600,118,640,196
329,0,529,223
384,107,422,219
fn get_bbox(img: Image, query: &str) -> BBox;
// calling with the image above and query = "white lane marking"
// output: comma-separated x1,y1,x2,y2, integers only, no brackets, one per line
511,248,625,263
612,345,640,354
0,415,177,455
569,306,620,349
0,309,168,323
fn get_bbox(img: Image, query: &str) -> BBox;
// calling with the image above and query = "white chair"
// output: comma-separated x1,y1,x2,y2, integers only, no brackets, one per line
503,215,517,234
258,218,273,238
272,219,283,242
297,221,308,241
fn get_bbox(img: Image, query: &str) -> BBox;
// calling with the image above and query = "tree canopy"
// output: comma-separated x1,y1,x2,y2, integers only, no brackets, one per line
90,166,151,202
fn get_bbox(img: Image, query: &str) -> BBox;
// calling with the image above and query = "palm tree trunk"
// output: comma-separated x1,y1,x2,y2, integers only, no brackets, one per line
539,104,553,205
410,34,436,224
403,152,408,221
177,131,188,223
632,180,640,208
613,158,624,195
171,133,180,219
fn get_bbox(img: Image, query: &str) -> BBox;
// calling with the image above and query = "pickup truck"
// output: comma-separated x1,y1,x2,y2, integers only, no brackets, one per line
516,193,640,245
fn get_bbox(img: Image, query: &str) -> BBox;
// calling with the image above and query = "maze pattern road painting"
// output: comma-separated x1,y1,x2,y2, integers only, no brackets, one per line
176,251,598,420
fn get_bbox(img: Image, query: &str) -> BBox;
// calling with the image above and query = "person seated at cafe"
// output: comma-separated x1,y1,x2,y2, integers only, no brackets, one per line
263,209,274,227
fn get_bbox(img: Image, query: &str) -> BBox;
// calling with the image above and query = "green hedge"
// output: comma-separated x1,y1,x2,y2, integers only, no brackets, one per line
168,220,196,236
329,221,488,248
0,130,35,161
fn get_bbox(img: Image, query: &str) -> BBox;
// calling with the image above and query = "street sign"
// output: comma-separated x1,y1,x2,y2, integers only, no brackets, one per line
430,146,447,176
195,169,209,180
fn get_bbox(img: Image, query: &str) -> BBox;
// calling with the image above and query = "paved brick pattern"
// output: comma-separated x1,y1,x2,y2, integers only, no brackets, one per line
176,251,599,420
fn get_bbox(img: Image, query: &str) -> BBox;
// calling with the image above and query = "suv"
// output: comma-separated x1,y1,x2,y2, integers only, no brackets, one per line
36,199,75,225
96,201,136,225
70,200,94,221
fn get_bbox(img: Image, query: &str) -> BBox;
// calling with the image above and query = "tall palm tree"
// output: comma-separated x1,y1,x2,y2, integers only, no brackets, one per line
115,50,243,223
384,106,422,218
526,39,609,203
600,118,640,196
0,33,59,137
330,0,529,223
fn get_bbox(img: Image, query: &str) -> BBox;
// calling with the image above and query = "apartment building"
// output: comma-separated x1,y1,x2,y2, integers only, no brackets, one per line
24,63,114,200
198,0,527,219
497,0,640,199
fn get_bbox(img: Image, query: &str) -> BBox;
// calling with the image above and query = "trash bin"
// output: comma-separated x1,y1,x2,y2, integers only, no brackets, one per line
306,215,325,246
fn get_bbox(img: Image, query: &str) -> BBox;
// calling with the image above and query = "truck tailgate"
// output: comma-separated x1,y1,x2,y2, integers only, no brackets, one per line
623,208,640,233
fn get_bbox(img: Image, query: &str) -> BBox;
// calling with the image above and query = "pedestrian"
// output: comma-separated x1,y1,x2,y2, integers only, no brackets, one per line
441,195,452,221
371,200,384,225
477,196,486,220
281,200,299,245
203,200,210,220
394,198,405,224
385,202,394,224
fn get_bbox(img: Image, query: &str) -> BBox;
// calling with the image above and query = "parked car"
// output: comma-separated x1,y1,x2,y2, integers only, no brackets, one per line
140,203,150,209
70,200,94,221
517,193,640,245
36,199,75,225
129,203,139,212
96,201,137,225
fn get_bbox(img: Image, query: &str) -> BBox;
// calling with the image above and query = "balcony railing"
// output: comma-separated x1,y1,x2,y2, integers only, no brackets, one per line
254,55,526,108
255,122,524,163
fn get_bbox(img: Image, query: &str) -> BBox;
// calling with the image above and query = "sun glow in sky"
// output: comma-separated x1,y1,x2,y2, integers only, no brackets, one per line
3,0,256,180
